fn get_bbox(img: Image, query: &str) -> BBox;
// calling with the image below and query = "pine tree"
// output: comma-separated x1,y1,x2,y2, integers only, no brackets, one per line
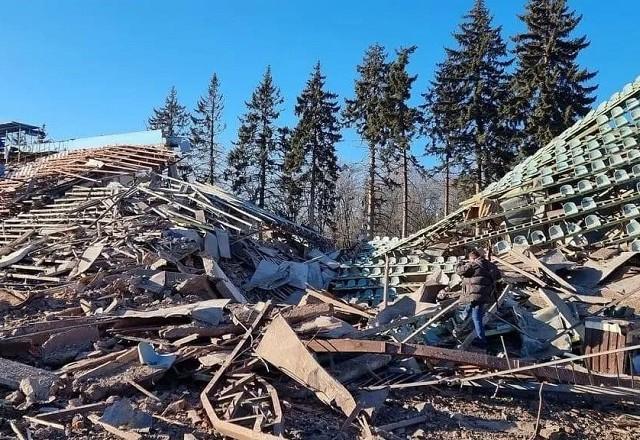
148,86,190,138
422,60,460,215
290,62,342,231
382,46,422,238
278,127,304,221
343,44,389,238
190,73,225,185
225,67,284,209
423,0,514,191
511,0,597,156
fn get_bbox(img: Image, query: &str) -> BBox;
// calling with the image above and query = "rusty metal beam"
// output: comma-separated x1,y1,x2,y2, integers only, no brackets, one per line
306,338,637,388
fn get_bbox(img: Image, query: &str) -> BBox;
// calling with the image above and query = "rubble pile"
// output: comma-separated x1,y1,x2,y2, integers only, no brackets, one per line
3,80,640,439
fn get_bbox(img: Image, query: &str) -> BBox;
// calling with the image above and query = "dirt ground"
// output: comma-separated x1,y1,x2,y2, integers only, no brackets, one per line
286,388,639,440
2,384,637,439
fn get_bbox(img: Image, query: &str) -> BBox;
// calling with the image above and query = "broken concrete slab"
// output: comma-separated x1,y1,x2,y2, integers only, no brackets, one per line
41,325,100,366
100,398,153,430
202,256,247,303
203,231,220,260
0,356,58,391
20,376,57,406
215,228,231,258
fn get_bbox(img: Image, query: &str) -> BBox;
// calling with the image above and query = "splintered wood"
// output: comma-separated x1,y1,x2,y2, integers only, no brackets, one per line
200,301,284,439
256,315,357,416
3,137,640,440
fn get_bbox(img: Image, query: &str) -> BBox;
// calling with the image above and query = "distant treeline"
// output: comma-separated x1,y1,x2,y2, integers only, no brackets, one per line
147,0,596,245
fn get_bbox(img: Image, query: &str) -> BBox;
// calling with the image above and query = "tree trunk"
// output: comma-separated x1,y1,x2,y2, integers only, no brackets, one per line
259,147,266,209
366,143,376,239
475,145,482,193
209,114,215,185
309,146,317,229
401,147,408,238
444,148,450,216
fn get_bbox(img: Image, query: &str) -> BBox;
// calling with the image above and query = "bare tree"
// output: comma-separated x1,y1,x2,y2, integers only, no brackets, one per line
332,164,366,248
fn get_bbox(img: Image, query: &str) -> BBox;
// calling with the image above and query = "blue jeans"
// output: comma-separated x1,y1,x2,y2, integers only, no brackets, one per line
458,304,486,344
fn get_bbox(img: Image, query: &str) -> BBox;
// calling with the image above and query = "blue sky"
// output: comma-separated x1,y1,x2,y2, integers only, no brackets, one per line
1,1,638,167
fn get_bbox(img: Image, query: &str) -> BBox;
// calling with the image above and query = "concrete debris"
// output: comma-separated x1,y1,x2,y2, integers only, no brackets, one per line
2,119,640,439
19,376,56,406
100,398,153,430
41,325,100,366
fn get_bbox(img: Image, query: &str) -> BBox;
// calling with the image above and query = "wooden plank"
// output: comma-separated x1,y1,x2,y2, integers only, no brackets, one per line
378,342,640,391
302,288,374,319
0,243,39,269
493,256,547,288
538,288,584,340
382,255,390,307
200,302,280,440
257,377,283,436
306,338,638,388
9,421,27,440
375,415,428,432
23,415,65,431
351,306,439,340
127,380,161,402
69,243,104,278
512,250,577,293
203,256,247,303
255,315,357,416
37,402,107,420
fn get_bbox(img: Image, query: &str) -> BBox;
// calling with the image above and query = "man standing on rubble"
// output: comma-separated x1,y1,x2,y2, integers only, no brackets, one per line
455,248,501,349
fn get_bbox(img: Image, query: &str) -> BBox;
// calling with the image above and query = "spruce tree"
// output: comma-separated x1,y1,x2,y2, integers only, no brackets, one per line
225,67,283,209
278,127,304,222
423,0,514,190
148,86,190,138
382,46,421,238
511,0,597,155
290,62,342,231
422,60,460,215
190,73,225,185
343,44,389,238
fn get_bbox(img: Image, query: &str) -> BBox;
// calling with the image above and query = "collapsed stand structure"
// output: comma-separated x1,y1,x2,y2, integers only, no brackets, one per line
3,79,640,440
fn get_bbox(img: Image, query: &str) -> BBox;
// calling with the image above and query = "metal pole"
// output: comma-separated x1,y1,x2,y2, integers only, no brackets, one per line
382,254,390,308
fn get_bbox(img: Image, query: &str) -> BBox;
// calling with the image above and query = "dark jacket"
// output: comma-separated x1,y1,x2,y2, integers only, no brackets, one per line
456,257,501,305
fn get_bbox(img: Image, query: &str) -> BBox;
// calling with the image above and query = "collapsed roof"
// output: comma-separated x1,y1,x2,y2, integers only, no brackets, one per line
3,81,640,440
376,76,640,256
0,144,328,295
